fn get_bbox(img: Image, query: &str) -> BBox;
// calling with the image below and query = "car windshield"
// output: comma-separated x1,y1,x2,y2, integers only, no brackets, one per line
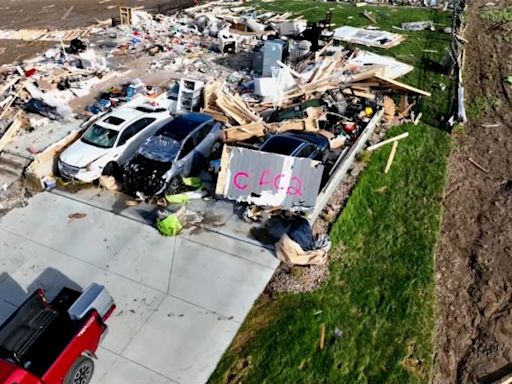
81,124,118,148
139,136,180,163
260,136,303,156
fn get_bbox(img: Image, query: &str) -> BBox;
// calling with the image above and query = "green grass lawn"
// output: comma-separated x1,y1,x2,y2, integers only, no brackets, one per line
209,2,453,383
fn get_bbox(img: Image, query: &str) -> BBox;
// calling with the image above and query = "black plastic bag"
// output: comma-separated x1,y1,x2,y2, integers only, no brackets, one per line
25,98,62,121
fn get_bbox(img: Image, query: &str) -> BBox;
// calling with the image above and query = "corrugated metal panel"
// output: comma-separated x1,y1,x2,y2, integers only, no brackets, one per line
218,146,323,210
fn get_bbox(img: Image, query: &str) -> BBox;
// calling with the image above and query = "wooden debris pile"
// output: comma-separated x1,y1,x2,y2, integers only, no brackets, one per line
203,81,261,126
206,43,431,145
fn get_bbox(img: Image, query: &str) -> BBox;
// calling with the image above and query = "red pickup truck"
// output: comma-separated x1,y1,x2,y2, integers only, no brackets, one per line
0,283,115,384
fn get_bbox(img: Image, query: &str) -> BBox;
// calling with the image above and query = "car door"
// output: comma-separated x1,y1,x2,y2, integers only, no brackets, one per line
191,122,217,170
173,135,195,177
194,122,219,156
116,118,156,164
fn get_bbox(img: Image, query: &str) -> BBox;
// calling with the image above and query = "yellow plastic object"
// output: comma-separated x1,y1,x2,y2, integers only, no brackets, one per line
165,193,190,204
156,214,183,236
182,177,203,189
365,107,374,117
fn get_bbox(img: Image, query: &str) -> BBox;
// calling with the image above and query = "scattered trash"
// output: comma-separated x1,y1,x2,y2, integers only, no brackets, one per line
25,98,63,121
68,212,87,220
275,218,332,265
0,2,435,255
156,207,184,237
401,21,434,31
333,26,405,48
99,176,121,191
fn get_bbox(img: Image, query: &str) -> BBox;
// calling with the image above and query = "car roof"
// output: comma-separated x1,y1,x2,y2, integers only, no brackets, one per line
260,132,330,156
97,108,146,131
260,135,306,156
282,131,329,149
156,113,213,141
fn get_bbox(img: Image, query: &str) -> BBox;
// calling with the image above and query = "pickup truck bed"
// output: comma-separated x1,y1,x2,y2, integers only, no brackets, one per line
0,288,88,377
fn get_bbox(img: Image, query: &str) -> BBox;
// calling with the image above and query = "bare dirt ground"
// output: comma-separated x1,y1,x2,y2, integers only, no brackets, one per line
0,0,175,30
435,0,512,382
0,0,190,65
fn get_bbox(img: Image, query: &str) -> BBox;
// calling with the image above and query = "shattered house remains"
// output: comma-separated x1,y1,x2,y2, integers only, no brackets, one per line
0,1,431,259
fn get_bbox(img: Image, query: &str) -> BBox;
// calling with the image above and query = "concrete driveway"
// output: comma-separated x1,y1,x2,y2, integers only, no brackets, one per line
0,192,279,384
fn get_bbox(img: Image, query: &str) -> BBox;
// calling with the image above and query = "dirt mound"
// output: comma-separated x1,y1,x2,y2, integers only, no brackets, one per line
434,0,512,382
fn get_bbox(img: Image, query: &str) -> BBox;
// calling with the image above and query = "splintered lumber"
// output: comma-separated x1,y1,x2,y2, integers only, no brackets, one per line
0,118,22,153
414,112,423,125
0,81,27,120
468,157,489,174
270,118,319,134
342,88,376,100
367,132,409,152
202,108,230,124
373,75,431,97
277,60,302,78
397,101,416,119
315,41,333,62
215,89,260,125
204,81,219,107
363,10,377,24
384,141,398,174
319,324,326,350
383,96,396,122
223,122,266,142
304,106,325,120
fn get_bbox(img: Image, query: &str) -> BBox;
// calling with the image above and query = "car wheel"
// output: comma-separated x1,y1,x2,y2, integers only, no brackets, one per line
165,177,182,196
64,356,94,384
102,162,119,178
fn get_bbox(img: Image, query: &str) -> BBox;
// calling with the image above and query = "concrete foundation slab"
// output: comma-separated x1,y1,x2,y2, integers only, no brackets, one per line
0,191,278,384
121,295,241,384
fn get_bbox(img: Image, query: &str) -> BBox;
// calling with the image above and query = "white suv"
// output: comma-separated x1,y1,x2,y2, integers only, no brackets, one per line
59,103,173,182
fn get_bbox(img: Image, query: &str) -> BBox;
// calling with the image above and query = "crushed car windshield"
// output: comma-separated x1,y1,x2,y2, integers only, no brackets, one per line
140,136,181,162
81,124,119,148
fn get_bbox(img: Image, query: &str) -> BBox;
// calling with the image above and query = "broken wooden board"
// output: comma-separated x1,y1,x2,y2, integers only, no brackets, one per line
384,141,398,174
223,122,266,142
367,132,409,151
215,88,261,125
216,146,324,210
372,74,431,96
383,96,396,123
269,118,319,134
0,118,22,153
26,129,82,185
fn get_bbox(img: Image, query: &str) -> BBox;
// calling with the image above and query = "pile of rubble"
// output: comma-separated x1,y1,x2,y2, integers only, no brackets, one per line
0,1,432,264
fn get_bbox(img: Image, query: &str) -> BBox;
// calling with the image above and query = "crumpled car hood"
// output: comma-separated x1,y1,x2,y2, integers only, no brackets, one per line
60,139,108,167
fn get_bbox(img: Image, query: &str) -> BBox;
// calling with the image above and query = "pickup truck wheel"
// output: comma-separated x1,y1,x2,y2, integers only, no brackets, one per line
65,356,94,384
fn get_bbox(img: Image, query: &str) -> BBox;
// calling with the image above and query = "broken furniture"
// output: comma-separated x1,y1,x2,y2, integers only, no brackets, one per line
120,7,134,25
